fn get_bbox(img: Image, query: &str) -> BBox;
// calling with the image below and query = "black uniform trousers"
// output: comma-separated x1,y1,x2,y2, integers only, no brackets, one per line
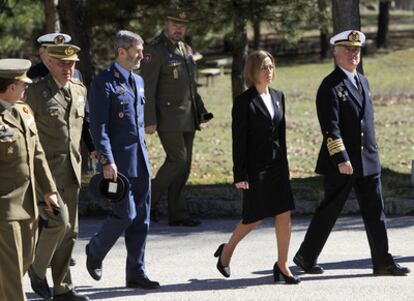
297,173,392,267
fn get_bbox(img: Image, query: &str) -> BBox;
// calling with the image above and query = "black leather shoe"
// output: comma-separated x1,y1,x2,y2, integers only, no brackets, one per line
214,243,230,278
126,277,160,290
85,244,102,281
293,254,324,274
273,262,300,284
168,218,201,227
374,263,410,276
54,289,89,301
28,265,51,299
70,257,76,266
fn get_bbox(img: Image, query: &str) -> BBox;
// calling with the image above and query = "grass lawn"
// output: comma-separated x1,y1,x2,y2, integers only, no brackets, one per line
146,47,414,200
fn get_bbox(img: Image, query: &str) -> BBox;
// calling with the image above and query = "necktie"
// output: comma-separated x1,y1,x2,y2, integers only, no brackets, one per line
354,75,361,92
128,73,136,96
61,86,71,103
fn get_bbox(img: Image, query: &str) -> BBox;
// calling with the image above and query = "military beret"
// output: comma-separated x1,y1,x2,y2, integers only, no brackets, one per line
89,172,130,203
0,59,32,84
47,44,80,61
166,9,190,23
330,30,366,47
37,33,71,46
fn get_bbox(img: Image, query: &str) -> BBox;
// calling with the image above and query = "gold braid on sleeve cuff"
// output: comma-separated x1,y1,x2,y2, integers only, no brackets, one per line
327,137,345,156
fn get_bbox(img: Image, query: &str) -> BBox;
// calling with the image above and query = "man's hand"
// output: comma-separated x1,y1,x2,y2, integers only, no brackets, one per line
90,150,97,160
103,163,118,181
235,181,249,190
338,161,353,175
145,125,157,134
44,192,59,213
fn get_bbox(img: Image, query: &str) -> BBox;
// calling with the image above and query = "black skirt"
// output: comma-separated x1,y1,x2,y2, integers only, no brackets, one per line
241,157,295,224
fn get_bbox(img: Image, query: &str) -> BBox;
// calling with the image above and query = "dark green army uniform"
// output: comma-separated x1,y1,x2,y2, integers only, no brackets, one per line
0,59,57,301
140,30,204,223
25,45,87,296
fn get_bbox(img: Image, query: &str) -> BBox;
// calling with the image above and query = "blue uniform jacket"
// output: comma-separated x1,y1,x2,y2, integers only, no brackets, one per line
89,63,151,178
315,67,381,177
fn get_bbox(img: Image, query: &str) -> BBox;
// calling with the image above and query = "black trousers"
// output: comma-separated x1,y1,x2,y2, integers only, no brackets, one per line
297,173,392,267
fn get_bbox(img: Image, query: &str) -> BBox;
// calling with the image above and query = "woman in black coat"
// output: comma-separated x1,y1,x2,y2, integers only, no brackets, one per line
214,50,299,284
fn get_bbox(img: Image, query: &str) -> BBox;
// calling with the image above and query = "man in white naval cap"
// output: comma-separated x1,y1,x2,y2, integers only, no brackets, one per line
27,33,72,80
0,58,58,301
293,30,411,276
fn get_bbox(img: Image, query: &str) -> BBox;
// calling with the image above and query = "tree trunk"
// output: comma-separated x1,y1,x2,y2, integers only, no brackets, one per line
44,0,60,32
252,18,261,50
332,0,364,73
332,0,361,34
231,15,248,101
318,0,330,60
58,0,95,174
377,1,391,48
57,0,94,88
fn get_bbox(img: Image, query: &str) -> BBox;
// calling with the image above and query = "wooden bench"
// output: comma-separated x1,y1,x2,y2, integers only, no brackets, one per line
205,57,233,75
198,68,221,86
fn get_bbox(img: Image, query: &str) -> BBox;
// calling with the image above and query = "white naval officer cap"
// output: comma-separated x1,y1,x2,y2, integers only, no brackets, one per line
37,33,72,46
330,30,366,47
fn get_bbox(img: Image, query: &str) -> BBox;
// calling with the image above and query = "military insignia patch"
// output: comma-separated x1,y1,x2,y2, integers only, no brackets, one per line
54,35,65,44
23,106,29,114
326,137,346,156
348,31,359,42
115,87,126,95
0,124,10,132
144,53,152,64
65,47,75,56
337,87,349,101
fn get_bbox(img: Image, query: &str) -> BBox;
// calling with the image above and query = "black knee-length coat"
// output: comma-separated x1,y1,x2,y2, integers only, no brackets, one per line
232,86,295,224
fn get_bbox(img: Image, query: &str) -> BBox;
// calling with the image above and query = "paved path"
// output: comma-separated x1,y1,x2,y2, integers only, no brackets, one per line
24,216,414,301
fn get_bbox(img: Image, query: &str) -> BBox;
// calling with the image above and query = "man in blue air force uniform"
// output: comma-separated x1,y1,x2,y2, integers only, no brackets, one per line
293,30,410,276
85,30,159,289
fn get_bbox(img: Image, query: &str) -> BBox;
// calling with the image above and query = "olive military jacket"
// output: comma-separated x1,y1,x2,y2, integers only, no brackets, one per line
140,32,201,131
0,101,56,220
26,74,87,187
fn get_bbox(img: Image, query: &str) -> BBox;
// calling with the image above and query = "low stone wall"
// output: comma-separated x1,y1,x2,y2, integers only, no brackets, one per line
79,184,414,217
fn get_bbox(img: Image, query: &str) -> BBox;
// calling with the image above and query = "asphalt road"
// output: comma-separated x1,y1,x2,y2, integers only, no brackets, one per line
24,216,414,301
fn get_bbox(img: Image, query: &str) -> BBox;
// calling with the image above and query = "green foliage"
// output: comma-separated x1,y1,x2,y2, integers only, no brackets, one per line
0,0,43,56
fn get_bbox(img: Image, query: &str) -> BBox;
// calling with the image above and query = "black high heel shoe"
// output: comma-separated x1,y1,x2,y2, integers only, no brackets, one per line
273,262,300,284
214,243,230,278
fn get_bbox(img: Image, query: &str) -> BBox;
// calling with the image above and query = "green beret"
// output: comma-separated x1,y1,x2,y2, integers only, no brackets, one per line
47,44,80,61
0,59,32,83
